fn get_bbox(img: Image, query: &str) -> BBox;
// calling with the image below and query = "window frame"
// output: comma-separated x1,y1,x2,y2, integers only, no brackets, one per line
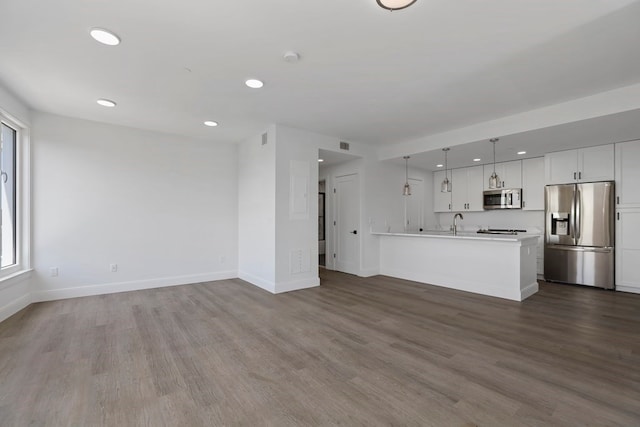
0,111,30,280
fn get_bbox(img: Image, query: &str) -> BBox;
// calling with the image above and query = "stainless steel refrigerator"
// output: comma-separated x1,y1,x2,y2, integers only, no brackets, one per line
544,181,615,289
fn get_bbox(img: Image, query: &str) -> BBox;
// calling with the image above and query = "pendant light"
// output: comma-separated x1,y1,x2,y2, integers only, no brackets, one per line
376,0,417,11
402,156,411,196
441,148,451,193
489,138,501,189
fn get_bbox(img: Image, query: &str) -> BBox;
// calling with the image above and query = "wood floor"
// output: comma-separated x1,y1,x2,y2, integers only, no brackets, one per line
1,271,640,426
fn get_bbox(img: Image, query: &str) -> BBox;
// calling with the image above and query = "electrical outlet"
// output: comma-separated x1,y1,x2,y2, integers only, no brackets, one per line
50,267,58,277
110,264,118,273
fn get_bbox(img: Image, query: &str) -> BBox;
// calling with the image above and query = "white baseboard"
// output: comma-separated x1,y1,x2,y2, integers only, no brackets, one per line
521,281,540,300
238,271,276,294
31,271,237,302
359,268,379,278
275,277,320,294
0,292,32,323
616,285,640,295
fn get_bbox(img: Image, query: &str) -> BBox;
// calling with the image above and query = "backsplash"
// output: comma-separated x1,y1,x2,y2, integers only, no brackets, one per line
433,210,545,234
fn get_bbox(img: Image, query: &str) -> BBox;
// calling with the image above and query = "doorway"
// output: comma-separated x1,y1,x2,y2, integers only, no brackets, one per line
318,180,326,267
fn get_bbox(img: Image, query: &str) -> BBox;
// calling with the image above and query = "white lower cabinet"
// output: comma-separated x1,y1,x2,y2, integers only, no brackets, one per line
616,208,640,294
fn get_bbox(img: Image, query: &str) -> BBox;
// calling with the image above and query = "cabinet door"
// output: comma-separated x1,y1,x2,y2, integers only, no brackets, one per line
502,160,522,189
615,140,640,208
522,157,545,210
545,150,578,184
616,208,640,293
466,166,485,211
433,170,452,212
579,144,614,182
451,168,468,211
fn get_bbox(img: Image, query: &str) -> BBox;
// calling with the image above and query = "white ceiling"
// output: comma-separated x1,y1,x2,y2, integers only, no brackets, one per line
1,0,640,151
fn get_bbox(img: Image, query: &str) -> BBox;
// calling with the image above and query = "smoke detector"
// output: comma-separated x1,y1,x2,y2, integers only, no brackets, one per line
283,51,300,63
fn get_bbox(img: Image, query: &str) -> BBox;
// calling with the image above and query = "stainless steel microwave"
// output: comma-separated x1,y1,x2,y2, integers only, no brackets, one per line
483,188,522,210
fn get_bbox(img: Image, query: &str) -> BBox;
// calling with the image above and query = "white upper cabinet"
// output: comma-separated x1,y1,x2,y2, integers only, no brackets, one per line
522,157,545,211
483,160,522,190
544,144,614,185
615,139,640,208
579,145,615,182
452,166,484,212
433,170,452,212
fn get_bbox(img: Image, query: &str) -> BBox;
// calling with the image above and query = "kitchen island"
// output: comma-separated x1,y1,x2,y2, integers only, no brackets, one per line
373,231,539,301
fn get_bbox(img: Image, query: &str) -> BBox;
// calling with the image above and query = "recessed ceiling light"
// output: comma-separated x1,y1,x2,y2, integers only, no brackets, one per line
204,121,218,127
436,164,443,168
517,151,527,155
245,79,264,89
473,158,481,162
318,159,324,162
96,99,116,107
90,28,121,46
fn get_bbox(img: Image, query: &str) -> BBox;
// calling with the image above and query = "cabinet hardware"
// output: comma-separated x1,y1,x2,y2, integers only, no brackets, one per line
523,201,526,208
579,171,582,179
617,196,619,204
574,172,577,179
617,212,620,220
448,203,451,210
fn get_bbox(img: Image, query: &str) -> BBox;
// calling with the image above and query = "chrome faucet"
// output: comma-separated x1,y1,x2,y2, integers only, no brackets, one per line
453,213,464,235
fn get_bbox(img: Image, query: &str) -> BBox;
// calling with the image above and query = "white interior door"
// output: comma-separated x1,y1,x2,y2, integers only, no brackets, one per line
335,173,360,275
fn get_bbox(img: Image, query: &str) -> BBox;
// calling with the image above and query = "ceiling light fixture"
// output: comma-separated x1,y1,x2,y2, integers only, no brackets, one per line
441,148,451,193
318,158,324,162
473,158,481,162
403,156,411,196
245,79,264,89
489,138,501,189
204,121,218,127
90,28,121,46
376,0,417,11
96,99,116,107
517,151,527,155
436,164,443,168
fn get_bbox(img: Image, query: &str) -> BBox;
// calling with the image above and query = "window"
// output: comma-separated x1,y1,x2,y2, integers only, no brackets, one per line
1,121,17,268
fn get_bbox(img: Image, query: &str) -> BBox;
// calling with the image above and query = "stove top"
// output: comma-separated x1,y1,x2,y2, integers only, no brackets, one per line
476,228,526,235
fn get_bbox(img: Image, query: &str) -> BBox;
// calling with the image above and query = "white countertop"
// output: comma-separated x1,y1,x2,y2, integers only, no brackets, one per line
371,230,539,243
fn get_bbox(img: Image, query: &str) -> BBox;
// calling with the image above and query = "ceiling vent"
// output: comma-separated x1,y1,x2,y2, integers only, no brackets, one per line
339,141,350,151
261,133,268,145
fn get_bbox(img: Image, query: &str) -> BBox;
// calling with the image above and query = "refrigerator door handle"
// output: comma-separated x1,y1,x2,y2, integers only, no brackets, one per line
546,245,613,253
570,186,576,243
575,188,581,242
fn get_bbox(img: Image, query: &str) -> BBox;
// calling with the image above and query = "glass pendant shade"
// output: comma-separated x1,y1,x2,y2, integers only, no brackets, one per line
376,0,417,10
402,156,411,196
489,171,500,189
441,177,451,193
440,147,451,193
489,138,501,189
403,182,411,196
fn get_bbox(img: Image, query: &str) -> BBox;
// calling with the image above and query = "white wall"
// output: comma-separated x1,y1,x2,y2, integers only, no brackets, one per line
238,126,276,291
0,84,31,322
274,126,321,292
30,112,238,301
